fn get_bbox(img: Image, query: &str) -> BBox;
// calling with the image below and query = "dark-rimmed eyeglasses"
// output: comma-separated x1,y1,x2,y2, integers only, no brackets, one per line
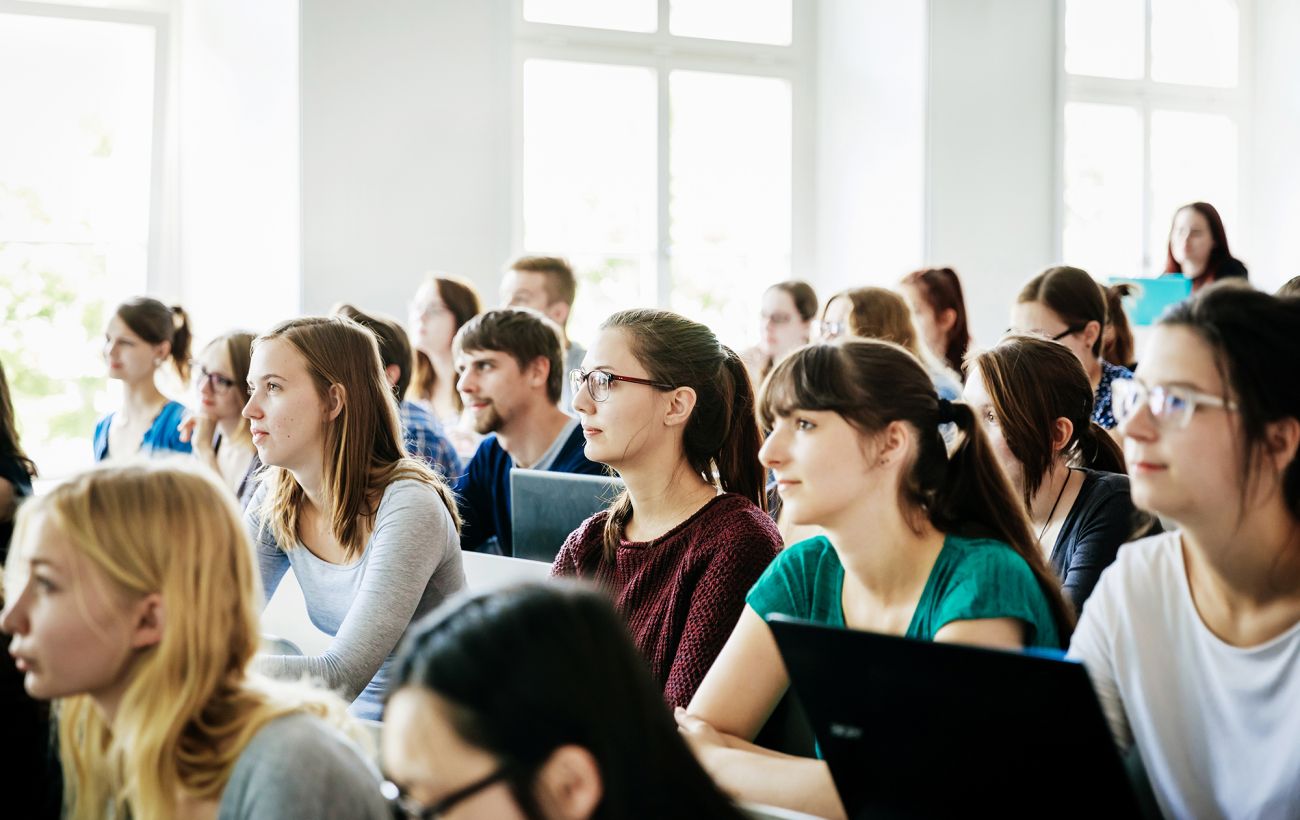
1111,379,1236,430
382,767,511,820
569,368,674,403
191,364,237,395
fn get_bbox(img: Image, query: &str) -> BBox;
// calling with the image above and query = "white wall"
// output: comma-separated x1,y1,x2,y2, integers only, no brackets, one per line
1247,0,1300,292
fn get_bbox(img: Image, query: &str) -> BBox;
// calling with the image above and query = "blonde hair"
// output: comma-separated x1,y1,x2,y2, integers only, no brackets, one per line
825,286,925,357
8,462,356,820
254,316,460,561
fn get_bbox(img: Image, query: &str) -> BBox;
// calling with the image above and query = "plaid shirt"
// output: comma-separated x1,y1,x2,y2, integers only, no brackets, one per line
400,400,462,479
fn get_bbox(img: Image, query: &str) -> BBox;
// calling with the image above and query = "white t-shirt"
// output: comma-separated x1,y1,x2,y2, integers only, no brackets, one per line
1068,531,1300,820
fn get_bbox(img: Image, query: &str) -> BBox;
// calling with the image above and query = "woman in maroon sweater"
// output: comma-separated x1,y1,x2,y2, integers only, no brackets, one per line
552,308,782,709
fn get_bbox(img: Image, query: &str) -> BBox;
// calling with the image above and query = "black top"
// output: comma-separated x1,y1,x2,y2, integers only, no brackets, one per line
1050,468,1161,615
0,453,34,565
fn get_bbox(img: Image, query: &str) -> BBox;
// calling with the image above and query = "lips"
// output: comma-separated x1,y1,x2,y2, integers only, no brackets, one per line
250,427,269,444
582,426,602,437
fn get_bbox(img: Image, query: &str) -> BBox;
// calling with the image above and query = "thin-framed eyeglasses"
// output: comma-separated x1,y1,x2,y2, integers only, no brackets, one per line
191,364,237,395
1111,379,1237,430
569,368,674,403
382,767,511,820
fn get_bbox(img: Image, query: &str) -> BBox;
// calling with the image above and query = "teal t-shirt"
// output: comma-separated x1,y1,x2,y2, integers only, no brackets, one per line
746,533,1062,649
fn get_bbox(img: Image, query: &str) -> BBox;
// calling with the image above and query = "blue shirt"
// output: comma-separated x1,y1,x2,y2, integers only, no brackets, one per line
1093,360,1133,430
453,421,605,556
93,400,192,461
399,400,462,479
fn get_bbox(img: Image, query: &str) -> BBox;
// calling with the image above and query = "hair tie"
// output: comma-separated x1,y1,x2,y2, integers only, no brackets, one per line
936,398,956,425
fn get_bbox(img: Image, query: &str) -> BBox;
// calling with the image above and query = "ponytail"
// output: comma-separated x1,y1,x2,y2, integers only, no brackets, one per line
713,349,765,510
115,297,193,381
1078,421,1125,474
170,305,192,382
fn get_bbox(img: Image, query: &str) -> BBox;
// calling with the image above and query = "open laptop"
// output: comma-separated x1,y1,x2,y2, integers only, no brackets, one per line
1107,275,1192,326
509,468,624,563
768,615,1140,818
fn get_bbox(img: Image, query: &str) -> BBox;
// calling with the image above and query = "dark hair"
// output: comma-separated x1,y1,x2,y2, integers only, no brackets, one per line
768,280,818,321
1101,285,1136,369
1159,284,1300,522
115,297,192,381
332,304,413,401
1276,276,1300,298
392,583,746,820
900,267,971,376
1017,266,1107,358
0,360,36,479
972,336,1125,508
1164,202,1248,292
759,340,1075,643
453,309,565,404
202,330,256,436
412,275,482,410
511,256,578,307
598,309,766,558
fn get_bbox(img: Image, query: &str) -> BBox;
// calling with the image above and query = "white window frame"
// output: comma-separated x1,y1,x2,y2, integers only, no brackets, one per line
1053,0,1253,273
510,0,816,309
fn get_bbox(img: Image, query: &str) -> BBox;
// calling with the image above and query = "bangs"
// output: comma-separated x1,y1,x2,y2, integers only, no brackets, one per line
758,343,852,431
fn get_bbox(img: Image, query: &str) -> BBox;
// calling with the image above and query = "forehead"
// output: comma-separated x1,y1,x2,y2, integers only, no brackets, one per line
501,270,548,296
582,327,642,372
14,511,77,573
762,288,796,313
1135,325,1225,394
1010,300,1063,331
414,281,445,307
960,362,992,404
106,315,144,340
249,337,308,375
199,341,233,371
382,688,485,787
1175,209,1209,231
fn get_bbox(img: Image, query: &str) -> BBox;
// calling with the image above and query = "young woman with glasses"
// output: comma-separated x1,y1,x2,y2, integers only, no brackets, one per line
1069,284,1300,818
552,308,782,709
739,281,818,387
179,331,261,508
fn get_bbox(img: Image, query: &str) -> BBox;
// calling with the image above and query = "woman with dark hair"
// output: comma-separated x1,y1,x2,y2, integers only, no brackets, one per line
741,280,818,386
409,274,484,457
179,331,260,508
553,308,782,709
1101,284,1138,372
1163,202,1248,293
0,359,36,563
382,583,747,820
94,297,193,461
1069,284,1300,818
899,267,972,376
677,339,1071,819
964,336,1158,613
1013,266,1133,430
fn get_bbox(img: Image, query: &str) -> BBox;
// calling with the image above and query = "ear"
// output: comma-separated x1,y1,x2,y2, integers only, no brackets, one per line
1051,417,1075,455
383,363,401,389
936,307,958,334
1081,320,1102,351
875,419,912,468
534,744,603,820
526,355,552,391
663,386,698,429
546,301,571,330
153,339,172,366
1263,416,1300,475
130,592,164,650
325,384,346,422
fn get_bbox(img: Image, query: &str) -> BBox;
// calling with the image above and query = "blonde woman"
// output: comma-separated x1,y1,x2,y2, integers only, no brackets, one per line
0,462,388,819
243,316,465,719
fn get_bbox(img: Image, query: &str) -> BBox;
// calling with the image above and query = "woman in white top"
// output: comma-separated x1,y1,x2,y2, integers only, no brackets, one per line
1069,283,1300,819
181,331,261,508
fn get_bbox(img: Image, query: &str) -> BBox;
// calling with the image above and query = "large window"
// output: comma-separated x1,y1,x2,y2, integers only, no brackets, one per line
0,5,166,479
1059,0,1244,279
516,0,807,350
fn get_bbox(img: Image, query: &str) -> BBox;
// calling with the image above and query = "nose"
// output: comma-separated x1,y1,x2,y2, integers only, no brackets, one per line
759,426,787,469
199,377,214,396
241,392,261,421
456,368,475,395
1117,399,1158,445
1,587,29,636
571,377,595,414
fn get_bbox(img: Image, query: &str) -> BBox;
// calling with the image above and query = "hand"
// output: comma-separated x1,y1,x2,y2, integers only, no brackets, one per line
178,412,217,454
674,707,729,759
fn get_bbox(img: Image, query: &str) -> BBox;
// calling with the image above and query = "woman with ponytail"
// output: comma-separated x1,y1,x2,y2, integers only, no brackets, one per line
552,308,782,709
95,297,194,461
676,338,1070,819
964,336,1159,613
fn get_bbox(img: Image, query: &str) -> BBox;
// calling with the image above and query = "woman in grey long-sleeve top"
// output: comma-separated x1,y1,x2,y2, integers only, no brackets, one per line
243,316,465,719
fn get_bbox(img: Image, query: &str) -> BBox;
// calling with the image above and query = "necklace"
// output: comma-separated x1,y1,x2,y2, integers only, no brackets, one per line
1037,468,1073,545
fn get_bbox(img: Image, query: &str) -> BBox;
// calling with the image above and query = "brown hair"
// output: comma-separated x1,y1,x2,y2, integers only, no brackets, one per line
760,339,1075,644
0,359,36,478
1017,266,1107,358
412,276,482,410
510,256,577,307
116,297,193,381
1101,284,1136,368
333,304,413,402
1164,202,1248,292
971,336,1126,509
1276,276,1300,298
453,309,565,404
900,267,971,375
254,317,459,561
825,287,924,357
203,330,256,441
599,309,767,559
768,281,818,322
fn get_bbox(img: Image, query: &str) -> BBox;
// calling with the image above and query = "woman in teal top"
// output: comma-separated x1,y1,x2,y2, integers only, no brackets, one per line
677,339,1071,820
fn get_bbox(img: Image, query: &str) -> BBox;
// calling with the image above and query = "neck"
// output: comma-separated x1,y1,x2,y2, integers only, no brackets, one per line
498,402,571,468
92,678,131,727
216,415,249,443
1028,461,1071,526
1181,500,1300,607
1085,355,1103,389
824,492,945,602
121,379,166,416
619,451,716,539
290,462,326,512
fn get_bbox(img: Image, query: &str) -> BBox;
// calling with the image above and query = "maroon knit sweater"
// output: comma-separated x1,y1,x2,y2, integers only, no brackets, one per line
551,493,782,709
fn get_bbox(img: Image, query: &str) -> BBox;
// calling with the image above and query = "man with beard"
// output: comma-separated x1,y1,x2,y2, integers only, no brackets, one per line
452,308,603,555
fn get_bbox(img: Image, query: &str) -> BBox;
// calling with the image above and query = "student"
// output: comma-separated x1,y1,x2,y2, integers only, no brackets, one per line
677,339,1072,819
1101,284,1138,372
94,297,193,461
244,316,465,719
333,303,461,478
499,256,585,409
409,273,482,454
820,286,963,400
1163,201,1248,293
899,266,972,377
1013,266,1133,430
383,583,747,820
552,309,782,708
1069,285,1300,819
453,308,604,556
179,331,261,508
964,335,1157,613
1,359,36,564
740,280,818,387
1,462,388,819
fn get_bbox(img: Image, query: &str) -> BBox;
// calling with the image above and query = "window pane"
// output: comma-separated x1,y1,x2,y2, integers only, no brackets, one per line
1064,0,1143,79
1149,110,1237,272
1151,0,1238,87
522,60,657,347
1062,102,1143,279
670,0,792,46
523,0,656,33
0,13,157,479
670,71,791,350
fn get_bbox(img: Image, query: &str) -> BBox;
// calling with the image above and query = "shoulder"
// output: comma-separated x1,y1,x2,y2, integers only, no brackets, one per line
1075,469,1133,508
553,508,613,570
377,478,454,523
160,401,188,423
1092,530,1181,598
459,435,508,480
1101,361,1133,383
94,412,114,436
697,495,782,545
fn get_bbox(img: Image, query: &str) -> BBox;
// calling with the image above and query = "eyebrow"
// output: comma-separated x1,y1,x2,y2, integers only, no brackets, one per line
253,373,286,381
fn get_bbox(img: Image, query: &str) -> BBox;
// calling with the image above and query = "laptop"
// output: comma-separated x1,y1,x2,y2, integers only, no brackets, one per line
768,615,1140,818
1107,275,1192,326
509,468,624,563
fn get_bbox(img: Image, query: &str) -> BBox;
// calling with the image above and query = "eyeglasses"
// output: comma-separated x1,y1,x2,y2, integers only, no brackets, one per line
569,368,674,403
408,301,451,322
1111,379,1237,430
191,365,237,394
1048,324,1087,342
761,312,796,327
819,320,846,340
383,767,511,820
